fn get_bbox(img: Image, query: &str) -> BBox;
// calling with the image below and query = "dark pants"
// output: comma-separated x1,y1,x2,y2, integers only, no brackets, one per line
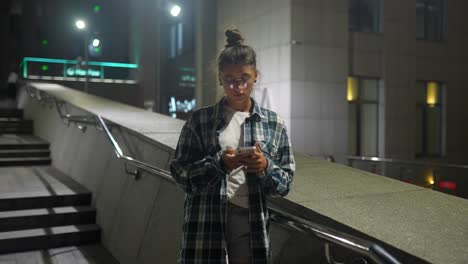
227,202,251,264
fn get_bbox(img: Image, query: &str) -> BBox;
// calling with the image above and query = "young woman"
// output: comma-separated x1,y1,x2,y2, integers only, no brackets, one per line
170,29,295,264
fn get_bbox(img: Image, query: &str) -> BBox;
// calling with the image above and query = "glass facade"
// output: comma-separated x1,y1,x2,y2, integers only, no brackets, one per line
416,0,446,41
415,81,444,157
348,77,380,156
349,0,382,33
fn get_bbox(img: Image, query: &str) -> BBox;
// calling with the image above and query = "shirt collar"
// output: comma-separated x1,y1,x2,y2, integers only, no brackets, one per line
212,97,266,121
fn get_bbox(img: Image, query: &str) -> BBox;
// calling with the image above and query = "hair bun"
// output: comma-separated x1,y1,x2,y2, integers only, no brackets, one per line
225,29,244,48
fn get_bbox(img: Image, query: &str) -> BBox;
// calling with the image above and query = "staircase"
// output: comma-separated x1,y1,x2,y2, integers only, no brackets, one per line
0,108,101,254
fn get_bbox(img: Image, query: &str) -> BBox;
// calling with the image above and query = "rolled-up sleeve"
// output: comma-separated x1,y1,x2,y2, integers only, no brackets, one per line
260,124,295,197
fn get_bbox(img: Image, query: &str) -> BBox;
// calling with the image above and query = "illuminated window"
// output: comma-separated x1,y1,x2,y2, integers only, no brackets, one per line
416,0,446,41
349,0,382,33
348,77,380,156
415,81,445,157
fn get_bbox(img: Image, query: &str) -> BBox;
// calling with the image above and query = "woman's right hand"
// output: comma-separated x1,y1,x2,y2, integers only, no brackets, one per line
222,148,242,172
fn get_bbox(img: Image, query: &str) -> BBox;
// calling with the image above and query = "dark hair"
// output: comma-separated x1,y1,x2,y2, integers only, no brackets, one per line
217,29,256,72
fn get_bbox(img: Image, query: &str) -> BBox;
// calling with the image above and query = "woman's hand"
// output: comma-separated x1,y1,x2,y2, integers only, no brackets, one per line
222,147,242,172
238,142,268,174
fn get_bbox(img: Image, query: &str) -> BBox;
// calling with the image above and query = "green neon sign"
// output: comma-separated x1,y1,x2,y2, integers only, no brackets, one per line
66,67,101,77
22,57,138,69
21,57,138,80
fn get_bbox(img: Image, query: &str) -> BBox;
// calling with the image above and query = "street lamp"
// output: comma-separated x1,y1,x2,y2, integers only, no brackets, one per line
75,20,86,30
92,38,100,47
170,4,181,17
75,19,89,93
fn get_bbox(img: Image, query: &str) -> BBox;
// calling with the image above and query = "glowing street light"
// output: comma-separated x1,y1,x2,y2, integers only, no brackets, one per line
92,39,100,47
170,4,181,17
75,20,86,30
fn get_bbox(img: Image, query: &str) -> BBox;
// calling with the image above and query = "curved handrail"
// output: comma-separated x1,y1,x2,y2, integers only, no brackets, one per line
97,116,400,264
269,207,401,264
96,115,173,182
348,155,468,169
25,86,400,264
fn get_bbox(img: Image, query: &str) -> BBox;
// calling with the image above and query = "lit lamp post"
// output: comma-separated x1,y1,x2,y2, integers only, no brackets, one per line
170,4,181,17
75,19,89,93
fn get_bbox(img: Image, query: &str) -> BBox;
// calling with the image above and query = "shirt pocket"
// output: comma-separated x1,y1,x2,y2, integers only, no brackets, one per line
259,140,279,160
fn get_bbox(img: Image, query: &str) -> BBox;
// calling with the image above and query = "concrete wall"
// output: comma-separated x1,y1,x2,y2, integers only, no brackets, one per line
129,0,161,111
22,96,183,264
194,0,218,109
290,0,349,162
30,80,143,108
216,0,293,131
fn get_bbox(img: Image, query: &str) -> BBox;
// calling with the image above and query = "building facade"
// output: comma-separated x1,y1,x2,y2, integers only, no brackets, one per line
212,0,468,165
4,0,467,165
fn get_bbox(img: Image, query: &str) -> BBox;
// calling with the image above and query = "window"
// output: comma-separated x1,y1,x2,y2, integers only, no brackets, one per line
415,81,444,157
416,0,446,41
168,22,184,59
349,0,382,33
348,77,380,156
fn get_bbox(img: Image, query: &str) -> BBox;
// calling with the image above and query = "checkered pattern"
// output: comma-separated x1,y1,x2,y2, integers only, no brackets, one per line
170,97,295,264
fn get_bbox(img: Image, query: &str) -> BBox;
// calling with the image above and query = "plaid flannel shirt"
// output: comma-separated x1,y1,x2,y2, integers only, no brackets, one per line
170,97,295,264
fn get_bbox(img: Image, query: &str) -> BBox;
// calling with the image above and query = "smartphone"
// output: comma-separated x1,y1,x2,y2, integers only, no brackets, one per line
236,146,256,156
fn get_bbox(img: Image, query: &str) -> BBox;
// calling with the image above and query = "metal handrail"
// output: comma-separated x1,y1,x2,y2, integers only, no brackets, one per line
97,114,400,263
26,85,400,264
269,207,400,264
348,155,468,169
99,113,401,263
96,115,173,182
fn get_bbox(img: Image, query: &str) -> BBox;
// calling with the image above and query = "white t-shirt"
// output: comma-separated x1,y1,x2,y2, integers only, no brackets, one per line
219,106,250,208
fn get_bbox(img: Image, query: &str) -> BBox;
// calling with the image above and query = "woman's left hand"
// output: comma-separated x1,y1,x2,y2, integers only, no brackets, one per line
238,142,268,174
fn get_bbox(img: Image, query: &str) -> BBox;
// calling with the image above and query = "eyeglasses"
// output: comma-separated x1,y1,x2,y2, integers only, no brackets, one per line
221,75,252,89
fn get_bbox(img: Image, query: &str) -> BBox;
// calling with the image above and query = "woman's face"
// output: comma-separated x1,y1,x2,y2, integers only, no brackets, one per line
220,64,258,110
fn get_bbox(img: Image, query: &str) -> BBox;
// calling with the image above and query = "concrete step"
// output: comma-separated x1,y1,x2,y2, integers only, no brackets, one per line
0,142,49,150
0,157,51,166
0,149,50,158
0,206,96,232
0,193,92,212
0,109,23,119
0,128,33,134
0,120,33,134
0,118,22,122
0,120,32,126
0,244,120,264
0,224,101,254
0,135,49,150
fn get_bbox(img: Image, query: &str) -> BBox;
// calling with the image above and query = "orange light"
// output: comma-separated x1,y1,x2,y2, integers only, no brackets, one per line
347,77,358,102
426,82,439,106
426,171,434,185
